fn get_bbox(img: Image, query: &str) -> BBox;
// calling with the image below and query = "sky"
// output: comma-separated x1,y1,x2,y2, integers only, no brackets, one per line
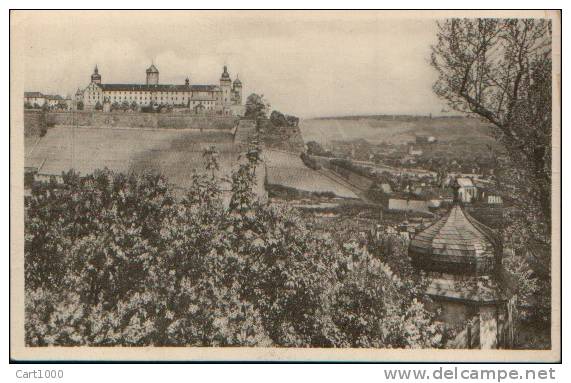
16,11,451,118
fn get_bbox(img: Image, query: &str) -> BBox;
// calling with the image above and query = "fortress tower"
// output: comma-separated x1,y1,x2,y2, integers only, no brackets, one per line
220,65,232,106
146,64,159,85
91,65,101,84
233,75,243,105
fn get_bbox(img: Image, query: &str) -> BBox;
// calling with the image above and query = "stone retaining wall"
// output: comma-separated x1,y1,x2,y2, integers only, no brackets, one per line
24,110,46,137
42,111,238,130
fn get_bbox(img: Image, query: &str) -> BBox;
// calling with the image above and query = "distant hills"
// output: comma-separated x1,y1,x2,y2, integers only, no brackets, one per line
310,114,471,121
299,114,496,146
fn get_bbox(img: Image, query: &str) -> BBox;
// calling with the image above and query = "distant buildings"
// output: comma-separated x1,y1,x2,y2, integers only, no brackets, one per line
457,177,477,203
487,195,503,204
24,92,72,110
23,92,45,107
379,183,392,194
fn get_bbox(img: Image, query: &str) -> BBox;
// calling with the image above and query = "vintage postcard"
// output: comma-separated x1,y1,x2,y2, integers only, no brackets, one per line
10,10,561,362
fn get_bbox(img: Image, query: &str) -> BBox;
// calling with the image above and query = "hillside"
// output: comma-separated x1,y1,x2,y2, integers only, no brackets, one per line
24,126,267,205
258,118,305,153
299,115,497,146
263,150,358,199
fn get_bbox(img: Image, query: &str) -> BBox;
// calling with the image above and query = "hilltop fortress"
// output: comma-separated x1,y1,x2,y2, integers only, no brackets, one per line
75,64,244,116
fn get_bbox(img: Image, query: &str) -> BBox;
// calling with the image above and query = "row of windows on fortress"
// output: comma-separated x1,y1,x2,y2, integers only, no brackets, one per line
85,93,218,105
81,65,242,108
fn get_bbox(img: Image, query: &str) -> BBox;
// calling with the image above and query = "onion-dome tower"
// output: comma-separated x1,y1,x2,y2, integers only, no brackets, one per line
408,179,516,349
91,65,101,84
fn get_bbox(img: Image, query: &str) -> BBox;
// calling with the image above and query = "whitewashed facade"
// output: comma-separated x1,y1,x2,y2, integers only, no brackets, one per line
76,65,243,115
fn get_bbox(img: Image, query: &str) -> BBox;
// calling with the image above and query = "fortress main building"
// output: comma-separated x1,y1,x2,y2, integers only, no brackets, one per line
76,64,244,115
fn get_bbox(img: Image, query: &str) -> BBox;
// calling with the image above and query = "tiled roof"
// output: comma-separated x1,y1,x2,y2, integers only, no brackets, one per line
409,205,500,273
97,84,220,92
190,85,220,92
24,92,44,98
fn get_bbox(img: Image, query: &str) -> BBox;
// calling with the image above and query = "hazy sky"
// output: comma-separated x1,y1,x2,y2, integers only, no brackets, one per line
17,11,449,118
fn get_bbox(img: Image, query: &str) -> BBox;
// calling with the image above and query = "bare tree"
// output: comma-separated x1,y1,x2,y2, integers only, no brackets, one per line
431,19,552,241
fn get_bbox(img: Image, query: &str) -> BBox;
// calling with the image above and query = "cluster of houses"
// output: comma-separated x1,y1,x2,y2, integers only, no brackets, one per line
24,92,73,110
387,177,501,210
304,145,504,226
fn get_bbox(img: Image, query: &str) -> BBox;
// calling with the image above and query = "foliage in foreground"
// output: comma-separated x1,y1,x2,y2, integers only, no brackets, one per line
25,159,443,348
431,18,553,327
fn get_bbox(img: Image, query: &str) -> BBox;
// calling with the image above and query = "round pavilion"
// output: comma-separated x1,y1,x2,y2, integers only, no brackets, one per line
408,179,517,349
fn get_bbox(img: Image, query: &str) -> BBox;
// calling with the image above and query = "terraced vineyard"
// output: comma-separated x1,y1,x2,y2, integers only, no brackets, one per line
25,126,239,192
263,150,358,199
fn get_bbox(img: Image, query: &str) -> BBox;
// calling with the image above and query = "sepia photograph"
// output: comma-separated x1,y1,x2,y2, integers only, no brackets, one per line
9,9,561,362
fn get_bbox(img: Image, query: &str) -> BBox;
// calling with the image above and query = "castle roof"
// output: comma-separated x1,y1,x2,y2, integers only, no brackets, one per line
97,83,220,92
146,64,159,73
45,94,64,100
189,84,220,92
24,92,44,98
233,76,242,86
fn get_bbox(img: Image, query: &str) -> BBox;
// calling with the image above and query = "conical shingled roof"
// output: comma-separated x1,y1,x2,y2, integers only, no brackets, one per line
146,64,159,73
409,204,500,275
